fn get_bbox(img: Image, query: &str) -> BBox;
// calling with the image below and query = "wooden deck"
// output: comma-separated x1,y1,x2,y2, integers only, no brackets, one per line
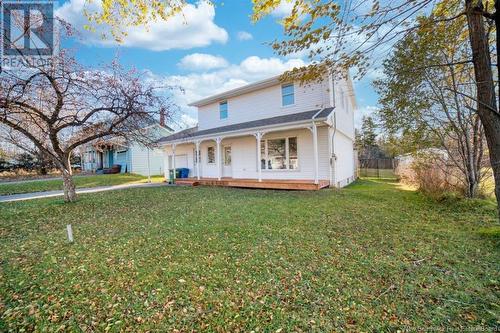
174,178,330,191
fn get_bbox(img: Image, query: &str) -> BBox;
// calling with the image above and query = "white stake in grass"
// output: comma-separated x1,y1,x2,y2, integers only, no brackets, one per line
66,224,74,243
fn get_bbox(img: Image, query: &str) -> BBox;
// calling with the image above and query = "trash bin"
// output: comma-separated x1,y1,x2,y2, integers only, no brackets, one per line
175,168,189,178
168,169,175,184
180,168,189,178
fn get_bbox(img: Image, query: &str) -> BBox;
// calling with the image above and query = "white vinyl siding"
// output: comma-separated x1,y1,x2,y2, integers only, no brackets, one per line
333,79,355,139
129,144,165,176
197,79,330,130
334,131,355,186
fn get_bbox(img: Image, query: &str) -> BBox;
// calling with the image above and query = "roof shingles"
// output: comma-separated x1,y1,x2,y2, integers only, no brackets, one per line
158,107,333,143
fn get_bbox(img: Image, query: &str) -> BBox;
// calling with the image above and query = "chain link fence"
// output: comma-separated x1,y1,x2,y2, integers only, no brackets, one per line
358,158,398,179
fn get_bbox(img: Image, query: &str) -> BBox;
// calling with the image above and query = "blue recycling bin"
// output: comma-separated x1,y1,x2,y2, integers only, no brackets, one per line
180,168,189,178
175,168,190,178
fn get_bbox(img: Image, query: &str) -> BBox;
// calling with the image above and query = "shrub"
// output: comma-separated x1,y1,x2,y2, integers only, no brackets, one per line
396,151,471,200
411,157,455,199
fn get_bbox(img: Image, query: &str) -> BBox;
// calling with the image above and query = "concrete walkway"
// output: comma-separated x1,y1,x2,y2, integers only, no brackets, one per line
0,182,166,203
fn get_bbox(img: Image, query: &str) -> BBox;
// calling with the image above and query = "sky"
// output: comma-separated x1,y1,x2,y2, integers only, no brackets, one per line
55,0,380,130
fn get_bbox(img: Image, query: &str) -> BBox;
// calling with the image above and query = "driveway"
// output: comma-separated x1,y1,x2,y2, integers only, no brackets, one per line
0,182,166,203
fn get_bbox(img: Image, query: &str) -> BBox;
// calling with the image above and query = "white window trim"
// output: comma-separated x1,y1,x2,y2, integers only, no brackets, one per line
281,83,295,108
261,136,299,172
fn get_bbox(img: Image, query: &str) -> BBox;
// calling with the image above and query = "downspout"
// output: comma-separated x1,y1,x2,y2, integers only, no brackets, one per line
329,72,337,188
331,112,337,188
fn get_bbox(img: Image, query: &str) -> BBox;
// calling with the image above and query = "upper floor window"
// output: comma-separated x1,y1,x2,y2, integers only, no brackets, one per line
281,83,295,106
219,101,228,119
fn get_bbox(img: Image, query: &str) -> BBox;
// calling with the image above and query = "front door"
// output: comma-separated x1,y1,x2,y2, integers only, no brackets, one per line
223,146,232,178
108,150,114,167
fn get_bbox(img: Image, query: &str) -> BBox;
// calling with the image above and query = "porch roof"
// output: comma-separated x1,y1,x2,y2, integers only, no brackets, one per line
158,107,334,144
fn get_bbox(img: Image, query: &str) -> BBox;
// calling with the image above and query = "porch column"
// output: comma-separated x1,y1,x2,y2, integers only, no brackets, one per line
254,132,264,182
163,149,169,181
172,143,177,181
195,141,201,180
216,137,222,180
309,124,319,185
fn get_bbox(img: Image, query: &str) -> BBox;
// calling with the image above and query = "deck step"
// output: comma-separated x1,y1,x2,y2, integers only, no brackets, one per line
172,178,329,190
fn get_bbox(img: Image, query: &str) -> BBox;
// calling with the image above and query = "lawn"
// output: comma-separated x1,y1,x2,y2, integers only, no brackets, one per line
0,174,165,196
0,179,498,331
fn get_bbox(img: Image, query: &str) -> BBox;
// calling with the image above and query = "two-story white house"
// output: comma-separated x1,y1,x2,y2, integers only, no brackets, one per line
158,73,356,190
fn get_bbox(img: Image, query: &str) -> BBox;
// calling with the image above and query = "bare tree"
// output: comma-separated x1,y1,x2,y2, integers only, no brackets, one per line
375,14,489,198
0,53,175,201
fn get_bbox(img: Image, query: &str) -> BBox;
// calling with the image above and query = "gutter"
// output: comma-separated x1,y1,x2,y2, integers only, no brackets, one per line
311,108,325,122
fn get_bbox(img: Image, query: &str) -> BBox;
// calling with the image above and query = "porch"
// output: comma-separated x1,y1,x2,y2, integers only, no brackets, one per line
175,177,330,191
159,108,339,188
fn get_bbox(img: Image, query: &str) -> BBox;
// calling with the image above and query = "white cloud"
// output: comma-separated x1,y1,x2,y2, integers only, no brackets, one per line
146,56,306,129
180,114,198,128
271,1,294,17
178,53,229,71
165,56,307,105
355,105,379,129
236,31,253,41
56,0,228,51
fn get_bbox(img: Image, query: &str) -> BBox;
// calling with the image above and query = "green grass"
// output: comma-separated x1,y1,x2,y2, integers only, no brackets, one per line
0,174,165,196
0,179,498,331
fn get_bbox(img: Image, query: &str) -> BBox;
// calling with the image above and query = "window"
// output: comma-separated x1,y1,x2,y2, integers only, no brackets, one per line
267,138,287,169
224,146,231,165
288,137,298,169
281,83,295,106
219,101,228,119
260,137,298,170
207,146,215,164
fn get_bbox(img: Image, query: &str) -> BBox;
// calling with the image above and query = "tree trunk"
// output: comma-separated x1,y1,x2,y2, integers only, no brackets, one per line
61,155,77,202
466,173,479,198
466,0,500,220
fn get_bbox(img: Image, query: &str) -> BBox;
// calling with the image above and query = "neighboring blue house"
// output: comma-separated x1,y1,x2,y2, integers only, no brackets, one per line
80,122,173,176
